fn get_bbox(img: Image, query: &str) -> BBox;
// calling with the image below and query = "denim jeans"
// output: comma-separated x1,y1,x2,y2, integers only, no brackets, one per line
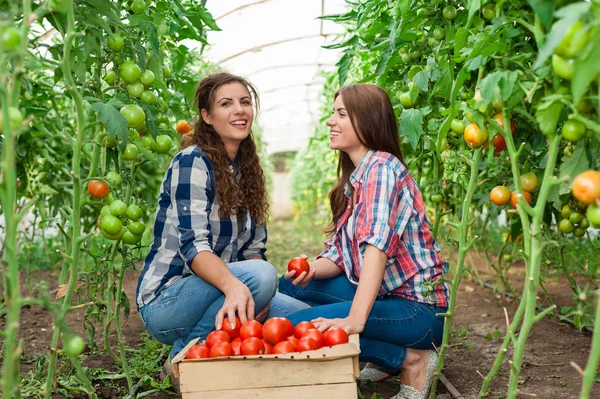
278,274,447,371
139,259,278,359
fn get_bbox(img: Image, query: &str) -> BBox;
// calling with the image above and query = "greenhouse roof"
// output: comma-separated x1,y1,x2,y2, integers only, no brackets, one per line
203,0,347,154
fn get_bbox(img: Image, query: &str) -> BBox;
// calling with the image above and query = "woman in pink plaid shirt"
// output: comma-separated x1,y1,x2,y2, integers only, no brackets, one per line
276,84,450,399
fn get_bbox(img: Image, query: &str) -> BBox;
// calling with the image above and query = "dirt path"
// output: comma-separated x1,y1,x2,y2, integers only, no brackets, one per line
4,262,595,399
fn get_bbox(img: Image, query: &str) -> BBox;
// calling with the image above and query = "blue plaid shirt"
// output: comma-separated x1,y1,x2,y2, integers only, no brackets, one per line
136,145,267,309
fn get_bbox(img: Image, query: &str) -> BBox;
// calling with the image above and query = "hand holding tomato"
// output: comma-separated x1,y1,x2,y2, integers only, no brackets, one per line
311,315,365,335
284,254,317,288
215,280,255,330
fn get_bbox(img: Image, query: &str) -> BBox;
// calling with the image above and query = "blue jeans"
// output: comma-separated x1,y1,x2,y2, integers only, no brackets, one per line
139,260,278,359
278,275,447,371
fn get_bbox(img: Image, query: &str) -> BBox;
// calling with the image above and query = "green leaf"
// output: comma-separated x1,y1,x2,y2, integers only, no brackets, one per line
499,71,518,101
199,7,220,31
413,69,430,92
480,71,502,104
572,39,600,104
92,103,128,147
535,100,564,136
399,109,424,151
526,0,555,28
337,52,354,86
533,2,591,69
559,142,589,195
467,0,482,20
454,28,468,57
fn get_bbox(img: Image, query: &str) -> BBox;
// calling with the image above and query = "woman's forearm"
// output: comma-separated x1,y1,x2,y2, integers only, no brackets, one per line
349,245,387,324
312,257,343,280
191,251,240,294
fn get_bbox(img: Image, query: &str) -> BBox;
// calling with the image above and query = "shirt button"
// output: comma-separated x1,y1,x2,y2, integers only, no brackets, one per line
183,206,188,211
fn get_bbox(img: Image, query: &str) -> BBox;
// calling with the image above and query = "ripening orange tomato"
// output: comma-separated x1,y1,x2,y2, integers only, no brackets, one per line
572,170,600,205
490,186,511,206
176,120,192,134
511,190,532,208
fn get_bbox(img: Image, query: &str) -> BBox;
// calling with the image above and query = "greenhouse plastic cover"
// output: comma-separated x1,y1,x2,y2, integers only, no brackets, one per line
203,0,347,154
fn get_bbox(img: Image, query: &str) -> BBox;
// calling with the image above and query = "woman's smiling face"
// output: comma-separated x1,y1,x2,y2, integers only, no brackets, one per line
201,82,254,153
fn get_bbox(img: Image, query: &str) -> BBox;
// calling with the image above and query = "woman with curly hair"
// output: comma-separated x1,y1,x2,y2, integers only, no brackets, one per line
136,73,280,383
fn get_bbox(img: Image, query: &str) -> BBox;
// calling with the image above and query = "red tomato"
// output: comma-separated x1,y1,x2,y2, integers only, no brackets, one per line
272,341,296,354
263,340,273,354
231,340,241,356
324,328,349,346
287,257,310,276
185,344,210,359
491,133,507,153
221,316,241,339
239,320,263,340
206,330,230,348
296,337,319,352
240,337,265,355
176,120,192,134
231,337,242,343
294,321,316,339
88,180,109,198
263,318,293,344
511,190,532,209
210,341,233,358
302,329,324,348
286,336,299,349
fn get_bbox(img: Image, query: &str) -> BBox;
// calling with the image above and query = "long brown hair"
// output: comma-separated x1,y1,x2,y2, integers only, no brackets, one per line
325,84,403,235
181,72,269,224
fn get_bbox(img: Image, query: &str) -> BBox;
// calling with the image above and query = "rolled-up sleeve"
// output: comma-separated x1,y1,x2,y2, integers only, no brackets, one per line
170,154,214,266
240,223,267,260
317,234,344,268
356,163,411,258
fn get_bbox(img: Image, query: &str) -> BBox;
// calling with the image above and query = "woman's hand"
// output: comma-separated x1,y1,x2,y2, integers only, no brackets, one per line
215,280,255,330
311,315,365,335
283,254,317,288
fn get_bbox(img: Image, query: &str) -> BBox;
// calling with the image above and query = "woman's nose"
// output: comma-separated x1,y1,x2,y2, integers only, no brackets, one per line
326,116,334,126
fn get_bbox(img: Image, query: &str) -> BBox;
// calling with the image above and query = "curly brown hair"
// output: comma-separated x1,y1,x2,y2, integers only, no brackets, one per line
181,72,269,224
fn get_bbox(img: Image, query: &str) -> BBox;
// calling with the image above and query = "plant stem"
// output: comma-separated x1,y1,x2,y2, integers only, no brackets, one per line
428,149,482,399
580,287,600,398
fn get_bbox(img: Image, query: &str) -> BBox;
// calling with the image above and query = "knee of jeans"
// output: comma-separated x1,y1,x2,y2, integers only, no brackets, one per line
248,260,277,300
278,274,294,296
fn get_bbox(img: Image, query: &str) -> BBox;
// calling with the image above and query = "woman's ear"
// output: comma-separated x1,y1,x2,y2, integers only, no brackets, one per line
201,109,212,125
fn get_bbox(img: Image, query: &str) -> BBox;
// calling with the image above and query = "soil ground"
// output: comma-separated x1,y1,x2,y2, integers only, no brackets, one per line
5,257,596,399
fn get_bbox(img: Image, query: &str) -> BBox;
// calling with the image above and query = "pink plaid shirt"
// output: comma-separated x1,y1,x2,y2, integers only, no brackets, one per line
318,150,449,307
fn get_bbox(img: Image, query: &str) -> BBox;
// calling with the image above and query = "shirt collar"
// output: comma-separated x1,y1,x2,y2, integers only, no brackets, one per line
344,150,374,197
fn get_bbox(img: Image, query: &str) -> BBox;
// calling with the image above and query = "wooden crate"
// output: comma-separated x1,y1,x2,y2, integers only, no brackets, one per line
172,334,361,398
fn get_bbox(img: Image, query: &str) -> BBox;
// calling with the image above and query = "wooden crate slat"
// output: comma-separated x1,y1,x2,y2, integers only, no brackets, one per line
182,382,358,399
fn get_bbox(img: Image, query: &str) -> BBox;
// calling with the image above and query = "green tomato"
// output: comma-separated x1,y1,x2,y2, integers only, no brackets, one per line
579,217,590,229
432,27,445,41
126,205,143,221
451,119,466,135
63,336,85,357
520,172,538,192
561,205,573,219
122,230,142,245
555,21,589,59
101,214,123,235
102,226,126,240
551,54,574,80
142,135,158,151
561,120,586,142
128,221,146,235
128,129,141,141
105,171,122,187
141,90,158,104
110,200,128,217
430,194,443,203
101,205,112,217
0,107,23,133
120,61,142,84
569,212,583,225
163,65,171,78
573,227,586,238
107,34,124,52
121,143,139,161
407,65,422,81
113,54,123,65
1,26,21,52
104,70,116,85
442,5,457,20
576,99,594,113
131,0,147,14
140,70,155,86
401,53,411,64
408,49,422,60
127,82,144,98
120,104,145,128
102,134,117,148
503,254,513,263
559,219,574,234
482,3,495,20
586,205,600,227
155,135,173,154
399,92,416,108
106,192,116,204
